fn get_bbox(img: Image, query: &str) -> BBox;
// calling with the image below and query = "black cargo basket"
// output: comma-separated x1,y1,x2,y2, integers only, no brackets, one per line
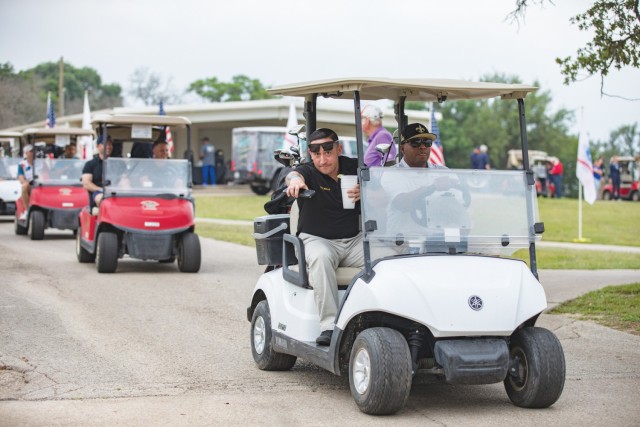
253,214,296,266
50,208,80,230
125,233,173,260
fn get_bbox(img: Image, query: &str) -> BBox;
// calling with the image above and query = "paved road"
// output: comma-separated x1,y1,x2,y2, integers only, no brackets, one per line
0,219,639,426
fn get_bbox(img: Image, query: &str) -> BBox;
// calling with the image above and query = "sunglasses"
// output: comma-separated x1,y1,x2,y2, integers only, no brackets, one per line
406,139,433,148
308,141,338,154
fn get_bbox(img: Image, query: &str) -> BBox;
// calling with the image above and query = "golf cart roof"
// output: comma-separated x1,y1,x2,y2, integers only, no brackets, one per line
269,78,537,101
23,127,95,138
0,131,23,138
91,114,191,127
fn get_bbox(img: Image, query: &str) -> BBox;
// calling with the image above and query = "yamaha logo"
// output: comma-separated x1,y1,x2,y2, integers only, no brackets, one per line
468,295,483,311
59,188,72,196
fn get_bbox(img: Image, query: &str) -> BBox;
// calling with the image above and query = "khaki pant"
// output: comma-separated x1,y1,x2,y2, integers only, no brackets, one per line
299,233,364,332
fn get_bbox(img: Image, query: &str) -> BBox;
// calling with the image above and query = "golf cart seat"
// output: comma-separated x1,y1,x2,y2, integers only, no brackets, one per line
282,233,362,289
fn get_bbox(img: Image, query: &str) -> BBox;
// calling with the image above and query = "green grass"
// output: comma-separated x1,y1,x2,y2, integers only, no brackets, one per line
537,197,640,247
513,248,640,269
196,223,255,247
550,283,640,335
195,195,270,221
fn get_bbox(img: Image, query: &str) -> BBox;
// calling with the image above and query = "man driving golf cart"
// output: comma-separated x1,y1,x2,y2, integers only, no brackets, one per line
285,128,363,346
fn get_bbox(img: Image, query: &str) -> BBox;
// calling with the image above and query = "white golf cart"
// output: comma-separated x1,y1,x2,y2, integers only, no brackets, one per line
0,131,23,215
247,78,565,415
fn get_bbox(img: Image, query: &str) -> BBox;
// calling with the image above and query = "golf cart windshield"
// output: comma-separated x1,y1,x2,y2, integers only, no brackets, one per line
34,158,85,185
362,168,540,260
104,158,191,197
0,158,21,179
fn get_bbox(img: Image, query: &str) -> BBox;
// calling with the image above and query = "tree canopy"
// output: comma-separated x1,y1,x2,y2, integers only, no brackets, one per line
509,0,640,97
0,60,122,129
188,74,273,102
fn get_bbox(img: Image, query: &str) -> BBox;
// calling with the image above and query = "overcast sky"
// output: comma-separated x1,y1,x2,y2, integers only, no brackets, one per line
1,0,638,143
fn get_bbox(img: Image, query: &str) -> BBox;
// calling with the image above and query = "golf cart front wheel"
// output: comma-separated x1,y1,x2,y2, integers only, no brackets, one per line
178,232,201,273
349,327,412,415
96,232,118,273
29,210,45,240
250,300,297,371
504,327,565,408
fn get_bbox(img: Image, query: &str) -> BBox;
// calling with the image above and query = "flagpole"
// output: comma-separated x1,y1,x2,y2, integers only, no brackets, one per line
578,184,583,240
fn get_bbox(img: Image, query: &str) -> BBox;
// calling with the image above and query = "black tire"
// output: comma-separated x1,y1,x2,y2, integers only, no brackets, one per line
76,230,95,263
29,210,45,241
602,190,611,200
504,327,565,408
349,327,413,415
251,184,270,195
250,300,297,371
96,232,118,273
631,191,639,202
178,232,201,273
14,218,27,235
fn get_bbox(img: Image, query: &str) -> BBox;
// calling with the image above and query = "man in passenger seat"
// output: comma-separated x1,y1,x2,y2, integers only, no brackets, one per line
285,128,364,346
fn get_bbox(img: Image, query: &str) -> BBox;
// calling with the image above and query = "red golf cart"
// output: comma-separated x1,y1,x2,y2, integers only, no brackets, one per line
76,114,201,273
14,128,95,239
602,156,639,201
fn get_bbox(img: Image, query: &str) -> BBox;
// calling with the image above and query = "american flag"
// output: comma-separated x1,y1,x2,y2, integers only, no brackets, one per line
158,100,174,157
45,92,56,128
429,107,445,166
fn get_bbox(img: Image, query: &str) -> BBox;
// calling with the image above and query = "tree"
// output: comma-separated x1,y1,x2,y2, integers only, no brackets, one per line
0,63,43,129
23,61,123,112
128,67,181,106
509,0,640,97
188,74,273,102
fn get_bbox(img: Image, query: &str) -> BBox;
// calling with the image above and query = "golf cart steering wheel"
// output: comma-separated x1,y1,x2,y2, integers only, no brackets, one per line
409,181,471,227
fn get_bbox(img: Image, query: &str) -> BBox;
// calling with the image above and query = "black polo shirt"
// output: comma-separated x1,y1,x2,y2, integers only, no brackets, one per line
296,156,360,239
82,155,104,189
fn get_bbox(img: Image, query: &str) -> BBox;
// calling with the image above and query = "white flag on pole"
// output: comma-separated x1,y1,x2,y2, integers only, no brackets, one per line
79,91,93,159
282,103,298,150
576,127,597,205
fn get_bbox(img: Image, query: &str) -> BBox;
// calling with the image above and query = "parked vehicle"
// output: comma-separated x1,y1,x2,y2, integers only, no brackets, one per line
506,149,557,197
232,127,358,195
14,128,94,239
76,114,201,273
0,131,23,215
602,156,639,201
247,78,564,415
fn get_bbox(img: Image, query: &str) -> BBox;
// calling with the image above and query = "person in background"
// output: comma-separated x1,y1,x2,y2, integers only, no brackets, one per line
285,128,363,346
361,105,396,166
200,137,216,186
60,143,77,159
17,144,35,219
478,144,491,169
82,135,113,208
549,158,564,198
609,156,621,201
593,157,604,194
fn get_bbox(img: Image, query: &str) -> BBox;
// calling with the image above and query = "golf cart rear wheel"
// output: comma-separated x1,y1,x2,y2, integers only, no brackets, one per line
504,327,565,408
349,327,412,415
178,232,201,273
96,232,118,273
29,210,45,240
76,229,95,263
631,191,639,202
602,190,611,200
14,218,27,235
250,300,296,371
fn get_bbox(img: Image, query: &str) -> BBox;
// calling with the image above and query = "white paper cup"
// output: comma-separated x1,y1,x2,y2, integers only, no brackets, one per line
340,175,357,209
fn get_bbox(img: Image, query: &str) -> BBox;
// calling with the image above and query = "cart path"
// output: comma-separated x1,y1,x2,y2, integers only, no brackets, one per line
0,221,638,426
